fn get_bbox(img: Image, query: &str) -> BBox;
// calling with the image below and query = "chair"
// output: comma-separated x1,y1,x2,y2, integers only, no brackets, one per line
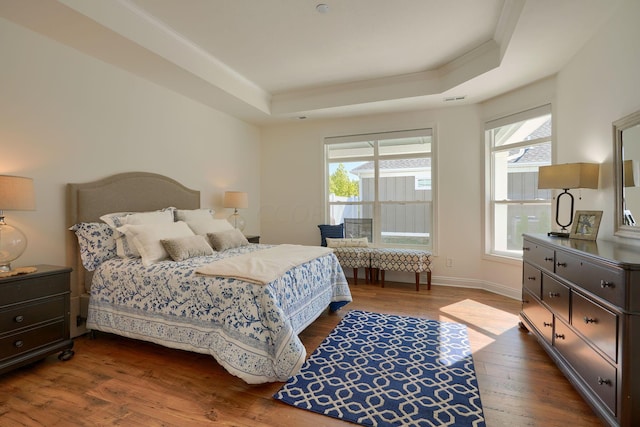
344,218,373,243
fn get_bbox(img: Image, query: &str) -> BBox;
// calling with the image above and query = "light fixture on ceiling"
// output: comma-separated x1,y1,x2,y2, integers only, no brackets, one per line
444,96,466,102
316,4,329,14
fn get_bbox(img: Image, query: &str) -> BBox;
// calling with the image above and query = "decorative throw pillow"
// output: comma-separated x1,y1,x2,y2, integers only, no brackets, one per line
326,237,369,248
117,221,195,266
69,222,117,271
208,229,249,251
101,208,175,258
186,218,234,236
161,235,214,261
317,223,344,247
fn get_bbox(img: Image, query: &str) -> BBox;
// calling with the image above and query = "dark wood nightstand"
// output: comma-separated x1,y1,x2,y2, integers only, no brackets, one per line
245,235,260,243
0,265,74,375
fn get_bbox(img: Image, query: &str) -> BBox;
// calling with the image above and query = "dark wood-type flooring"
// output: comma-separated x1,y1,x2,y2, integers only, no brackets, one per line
0,281,605,426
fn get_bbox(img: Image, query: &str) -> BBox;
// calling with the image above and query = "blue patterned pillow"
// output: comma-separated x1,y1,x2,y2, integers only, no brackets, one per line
69,222,117,271
318,223,344,247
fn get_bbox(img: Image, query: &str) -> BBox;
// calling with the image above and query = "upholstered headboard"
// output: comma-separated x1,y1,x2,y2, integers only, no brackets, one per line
66,172,200,335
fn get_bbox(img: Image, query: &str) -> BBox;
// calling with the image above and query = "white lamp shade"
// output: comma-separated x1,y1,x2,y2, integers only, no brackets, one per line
0,176,35,210
538,163,600,190
223,191,248,209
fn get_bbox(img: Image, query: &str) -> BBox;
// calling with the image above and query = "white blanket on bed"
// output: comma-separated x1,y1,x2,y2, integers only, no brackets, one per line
196,244,333,285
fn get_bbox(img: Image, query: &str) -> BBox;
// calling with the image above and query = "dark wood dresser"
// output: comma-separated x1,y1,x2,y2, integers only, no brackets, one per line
0,265,74,375
520,234,640,426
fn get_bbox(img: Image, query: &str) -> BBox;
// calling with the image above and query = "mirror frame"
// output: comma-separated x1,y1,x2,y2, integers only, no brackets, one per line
614,110,640,238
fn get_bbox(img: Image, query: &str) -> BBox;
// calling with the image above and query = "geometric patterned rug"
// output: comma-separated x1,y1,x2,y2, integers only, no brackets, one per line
274,310,485,427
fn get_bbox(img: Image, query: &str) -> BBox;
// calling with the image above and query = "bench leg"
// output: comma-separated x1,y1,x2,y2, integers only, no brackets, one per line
415,272,420,291
427,270,432,290
365,267,370,283
353,268,358,285
380,270,385,287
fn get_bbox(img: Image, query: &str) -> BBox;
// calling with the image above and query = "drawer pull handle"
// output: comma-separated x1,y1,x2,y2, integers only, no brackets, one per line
548,292,560,298
543,322,552,327
14,340,24,348
554,333,565,340
544,257,553,262
523,247,530,251
14,315,24,323
600,280,614,288
597,377,612,386
584,316,597,324
556,262,567,268
527,276,536,281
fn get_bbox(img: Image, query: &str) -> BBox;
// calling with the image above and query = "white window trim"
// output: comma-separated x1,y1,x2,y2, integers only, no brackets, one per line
324,128,437,251
483,104,553,261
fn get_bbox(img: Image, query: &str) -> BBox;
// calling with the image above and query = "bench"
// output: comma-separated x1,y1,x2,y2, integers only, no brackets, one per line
333,247,432,291
370,248,432,291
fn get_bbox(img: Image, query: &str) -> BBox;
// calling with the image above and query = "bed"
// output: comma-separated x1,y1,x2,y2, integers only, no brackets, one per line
67,172,351,384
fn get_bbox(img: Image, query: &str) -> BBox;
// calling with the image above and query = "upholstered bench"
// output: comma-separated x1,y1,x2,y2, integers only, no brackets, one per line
332,247,371,285
370,248,432,291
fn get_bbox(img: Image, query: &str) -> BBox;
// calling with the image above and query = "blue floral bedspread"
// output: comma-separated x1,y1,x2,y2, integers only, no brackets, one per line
87,244,352,384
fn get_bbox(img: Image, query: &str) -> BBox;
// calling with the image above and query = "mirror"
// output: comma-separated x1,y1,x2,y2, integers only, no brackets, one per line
614,110,640,238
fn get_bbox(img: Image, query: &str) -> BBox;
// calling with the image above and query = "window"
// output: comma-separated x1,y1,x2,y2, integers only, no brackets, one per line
485,105,552,258
325,129,434,249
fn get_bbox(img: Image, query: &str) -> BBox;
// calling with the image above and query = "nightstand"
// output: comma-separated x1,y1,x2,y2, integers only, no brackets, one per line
245,235,260,244
0,265,74,375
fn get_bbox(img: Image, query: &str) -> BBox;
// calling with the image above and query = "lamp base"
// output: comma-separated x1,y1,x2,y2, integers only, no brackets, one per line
547,231,570,238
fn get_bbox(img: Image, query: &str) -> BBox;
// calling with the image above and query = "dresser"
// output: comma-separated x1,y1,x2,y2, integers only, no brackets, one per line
0,265,74,375
520,234,640,426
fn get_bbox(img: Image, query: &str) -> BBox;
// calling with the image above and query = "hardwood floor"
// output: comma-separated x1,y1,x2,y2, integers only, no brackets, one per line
0,281,605,426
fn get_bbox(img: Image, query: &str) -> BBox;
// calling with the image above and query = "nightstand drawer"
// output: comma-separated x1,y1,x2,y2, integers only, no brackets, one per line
0,321,66,361
0,295,66,333
1,272,70,306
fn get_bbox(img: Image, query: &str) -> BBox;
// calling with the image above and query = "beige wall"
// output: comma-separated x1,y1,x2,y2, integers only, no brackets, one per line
0,17,262,273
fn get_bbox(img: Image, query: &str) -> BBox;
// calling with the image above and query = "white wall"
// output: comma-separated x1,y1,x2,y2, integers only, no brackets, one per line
261,104,526,298
0,18,261,270
260,0,640,299
555,0,640,241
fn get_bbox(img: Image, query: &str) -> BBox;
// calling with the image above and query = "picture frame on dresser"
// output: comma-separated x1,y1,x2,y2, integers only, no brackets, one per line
569,210,602,240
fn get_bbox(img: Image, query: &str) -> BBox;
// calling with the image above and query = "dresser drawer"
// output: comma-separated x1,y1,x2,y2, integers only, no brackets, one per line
0,321,67,361
542,273,570,322
523,240,555,272
522,290,553,345
554,319,616,416
572,291,618,362
1,272,70,307
523,262,542,298
554,250,625,308
0,295,66,333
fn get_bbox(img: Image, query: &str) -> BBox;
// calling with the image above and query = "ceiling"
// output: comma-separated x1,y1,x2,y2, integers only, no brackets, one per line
0,0,623,124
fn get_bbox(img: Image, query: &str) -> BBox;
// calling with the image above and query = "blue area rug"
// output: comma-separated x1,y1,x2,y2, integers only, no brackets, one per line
274,310,485,427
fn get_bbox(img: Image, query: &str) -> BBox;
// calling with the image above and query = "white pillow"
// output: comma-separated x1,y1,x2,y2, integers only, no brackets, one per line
117,221,195,266
186,218,234,236
101,209,175,258
174,208,215,222
326,237,369,248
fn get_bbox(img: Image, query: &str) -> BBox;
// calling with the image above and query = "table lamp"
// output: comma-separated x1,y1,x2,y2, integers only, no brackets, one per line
0,175,36,271
223,191,248,231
